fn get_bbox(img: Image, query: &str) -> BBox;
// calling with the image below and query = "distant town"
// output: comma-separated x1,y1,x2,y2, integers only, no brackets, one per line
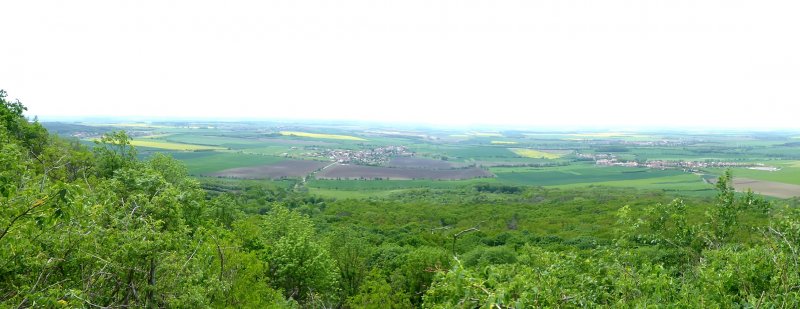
309,146,413,165
579,152,780,172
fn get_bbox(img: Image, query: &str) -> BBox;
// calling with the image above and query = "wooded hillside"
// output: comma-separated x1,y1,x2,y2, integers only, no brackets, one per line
2,90,800,307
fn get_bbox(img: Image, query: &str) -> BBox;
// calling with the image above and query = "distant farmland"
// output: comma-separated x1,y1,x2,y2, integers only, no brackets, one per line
494,165,686,187
731,178,800,199
511,148,564,159
211,160,329,179
280,131,366,141
317,164,493,180
129,139,227,151
170,152,286,175
469,132,503,137
386,157,459,169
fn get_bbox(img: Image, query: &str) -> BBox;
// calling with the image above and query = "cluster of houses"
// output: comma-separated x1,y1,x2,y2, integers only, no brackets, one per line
70,131,99,139
619,140,684,146
596,158,776,172
76,130,152,139
312,146,413,165
576,153,614,160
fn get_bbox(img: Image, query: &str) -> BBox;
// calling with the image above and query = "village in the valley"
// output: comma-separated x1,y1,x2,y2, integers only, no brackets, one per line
579,152,780,172
309,146,413,165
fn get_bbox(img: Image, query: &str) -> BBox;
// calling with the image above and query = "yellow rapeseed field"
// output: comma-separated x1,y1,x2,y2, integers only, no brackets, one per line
511,148,562,159
129,140,226,151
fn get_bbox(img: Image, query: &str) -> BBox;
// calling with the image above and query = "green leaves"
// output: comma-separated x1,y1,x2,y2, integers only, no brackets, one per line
0,90,48,154
347,269,412,308
259,206,340,303
93,131,137,178
4,87,800,307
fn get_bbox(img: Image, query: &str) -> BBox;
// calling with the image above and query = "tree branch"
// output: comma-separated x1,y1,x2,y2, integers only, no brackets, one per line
0,198,46,243
452,221,486,255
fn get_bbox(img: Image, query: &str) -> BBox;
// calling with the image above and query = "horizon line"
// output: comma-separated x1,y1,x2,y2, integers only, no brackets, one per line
34,115,800,133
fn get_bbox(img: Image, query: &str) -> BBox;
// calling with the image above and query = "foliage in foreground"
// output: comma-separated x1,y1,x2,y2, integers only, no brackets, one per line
2,90,800,307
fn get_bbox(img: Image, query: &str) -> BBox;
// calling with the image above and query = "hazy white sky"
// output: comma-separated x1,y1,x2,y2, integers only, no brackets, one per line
1,0,799,128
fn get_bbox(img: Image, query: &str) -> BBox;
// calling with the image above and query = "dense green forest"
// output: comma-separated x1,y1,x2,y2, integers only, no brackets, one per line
3,90,800,307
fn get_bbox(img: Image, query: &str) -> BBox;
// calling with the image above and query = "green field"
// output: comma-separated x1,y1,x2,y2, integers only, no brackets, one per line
303,164,714,198
492,164,686,186
443,146,518,160
239,146,304,156
129,139,228,151
705,161,800,185
170,152,286,175
163,134,266,148
554,173,714,196
510,148,563,159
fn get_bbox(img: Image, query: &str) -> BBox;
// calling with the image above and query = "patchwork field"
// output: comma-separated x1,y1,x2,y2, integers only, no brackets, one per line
279,131,366,141
556,173,713,195
170,152,286,175
257,138,335,146
51,121,800,200
443,147,518,160
510,148,564,159
129,139,227,151
211,159,329,179
317,164,493,180
474,158,565,167
163,134,264,148
493,165,687,187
